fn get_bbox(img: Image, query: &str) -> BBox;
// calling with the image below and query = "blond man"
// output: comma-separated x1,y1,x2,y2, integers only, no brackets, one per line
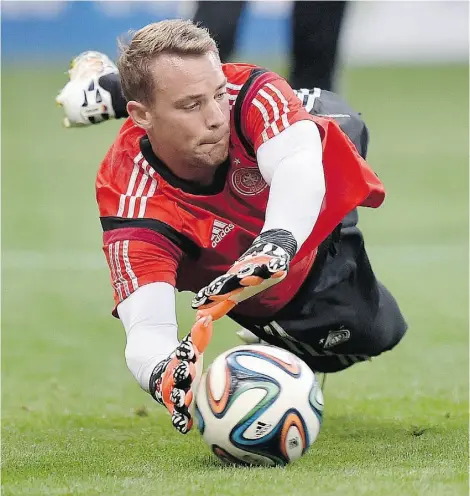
57,20,407,434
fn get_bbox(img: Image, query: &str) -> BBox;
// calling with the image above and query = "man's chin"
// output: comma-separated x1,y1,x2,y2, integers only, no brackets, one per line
197,148,229,168
199,157,227,169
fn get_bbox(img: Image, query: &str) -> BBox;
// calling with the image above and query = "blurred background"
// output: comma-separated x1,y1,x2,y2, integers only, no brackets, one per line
1,2,468,493
2,1,469,66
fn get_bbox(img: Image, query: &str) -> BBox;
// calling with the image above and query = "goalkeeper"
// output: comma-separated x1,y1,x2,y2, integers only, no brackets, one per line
57,20,407,435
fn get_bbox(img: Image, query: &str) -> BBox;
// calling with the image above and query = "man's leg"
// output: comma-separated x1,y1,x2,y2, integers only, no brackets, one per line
193,1,245,62
290,1,348,91
237,220,407,374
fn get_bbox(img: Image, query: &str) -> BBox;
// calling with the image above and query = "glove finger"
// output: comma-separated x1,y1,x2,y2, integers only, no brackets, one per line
171,388,194,409
55,81,73,105
184,390,194,408
267,256,289,273
191,289,209,309
238,261,288,283
170,387,194,409
206,287,244,303
161,362,193,412
171,410,192,434
160,373,176,411
175,336,199,362
239,275,265,287
159,357,183,409
172,361,192,390
191,273,240,308
189,317,213,354
195,300,237,322
170,387,185,408
236,262,272,282
229,253,277,274
206,273,241,297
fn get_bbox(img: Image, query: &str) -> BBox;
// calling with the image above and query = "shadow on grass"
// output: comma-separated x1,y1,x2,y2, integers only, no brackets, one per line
186,412,453,472
3,410,464,478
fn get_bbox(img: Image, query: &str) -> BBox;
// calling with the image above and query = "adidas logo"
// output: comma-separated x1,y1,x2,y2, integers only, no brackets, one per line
255,421,272,438
321,329,351,349
211,219,234,248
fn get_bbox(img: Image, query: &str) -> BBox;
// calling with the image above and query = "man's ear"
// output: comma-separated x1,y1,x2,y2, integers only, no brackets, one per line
127,101,153,130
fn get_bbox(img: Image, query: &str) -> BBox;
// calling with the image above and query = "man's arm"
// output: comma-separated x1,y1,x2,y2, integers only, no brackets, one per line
245,76,326,256
118,281,180,392
102,233,211,434
192,74,326,316
256,119,325,253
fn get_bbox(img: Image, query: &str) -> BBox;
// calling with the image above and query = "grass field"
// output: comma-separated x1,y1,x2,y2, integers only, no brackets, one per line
2,65,468,495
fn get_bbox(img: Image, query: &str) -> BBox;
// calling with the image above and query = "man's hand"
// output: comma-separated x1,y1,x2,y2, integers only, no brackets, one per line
55,51,125,128
149,316,213,434
192,231,296,317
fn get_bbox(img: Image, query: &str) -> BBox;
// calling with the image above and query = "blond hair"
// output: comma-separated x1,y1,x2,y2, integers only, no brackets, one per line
117,19,218,105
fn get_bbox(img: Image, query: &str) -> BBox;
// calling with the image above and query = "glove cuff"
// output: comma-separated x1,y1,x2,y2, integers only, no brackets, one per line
254,229,297,260
98,73,128,119
148,357,171,405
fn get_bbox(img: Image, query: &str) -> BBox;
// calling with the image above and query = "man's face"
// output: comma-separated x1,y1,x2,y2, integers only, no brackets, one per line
146,52,230,171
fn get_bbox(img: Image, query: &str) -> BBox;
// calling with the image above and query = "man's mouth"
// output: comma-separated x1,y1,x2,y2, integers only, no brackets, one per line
201,133,227,145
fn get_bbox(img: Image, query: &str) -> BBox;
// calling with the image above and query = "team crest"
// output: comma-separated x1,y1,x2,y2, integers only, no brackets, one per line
231,168,268,196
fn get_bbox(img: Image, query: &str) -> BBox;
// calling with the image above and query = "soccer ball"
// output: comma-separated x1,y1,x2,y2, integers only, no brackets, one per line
194,344,324,466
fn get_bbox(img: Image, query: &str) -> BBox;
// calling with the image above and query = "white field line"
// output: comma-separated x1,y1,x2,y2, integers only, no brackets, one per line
1,244,467,271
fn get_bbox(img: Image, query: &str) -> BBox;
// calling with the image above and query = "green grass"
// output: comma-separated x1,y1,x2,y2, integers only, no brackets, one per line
2,64,468,495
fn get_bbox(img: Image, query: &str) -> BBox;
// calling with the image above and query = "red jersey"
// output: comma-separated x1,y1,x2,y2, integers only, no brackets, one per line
96,63,385,319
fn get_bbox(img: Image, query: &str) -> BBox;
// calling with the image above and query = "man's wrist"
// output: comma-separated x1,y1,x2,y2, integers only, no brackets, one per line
98,73,128,119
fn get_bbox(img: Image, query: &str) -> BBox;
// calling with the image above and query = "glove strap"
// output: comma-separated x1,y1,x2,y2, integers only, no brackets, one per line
148,357,171,405
254,229,297,260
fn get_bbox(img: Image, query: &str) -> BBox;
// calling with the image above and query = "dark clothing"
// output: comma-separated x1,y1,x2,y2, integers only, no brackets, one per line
193,1,347,91
231,209,407,372
229,89,408,372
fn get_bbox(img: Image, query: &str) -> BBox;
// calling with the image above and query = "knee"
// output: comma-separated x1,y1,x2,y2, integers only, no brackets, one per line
382,313,408,353
364,310,408,357
361,282,407,356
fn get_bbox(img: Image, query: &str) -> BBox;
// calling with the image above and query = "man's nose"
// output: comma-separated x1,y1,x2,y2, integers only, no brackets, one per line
205,99,226,129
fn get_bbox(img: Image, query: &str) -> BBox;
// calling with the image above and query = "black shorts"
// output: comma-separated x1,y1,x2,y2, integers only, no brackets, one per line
230,210,408,373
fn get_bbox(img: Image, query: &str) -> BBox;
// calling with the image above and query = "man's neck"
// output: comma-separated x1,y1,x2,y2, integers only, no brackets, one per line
147,137,217,186
140,135,230,196
167,162,217,186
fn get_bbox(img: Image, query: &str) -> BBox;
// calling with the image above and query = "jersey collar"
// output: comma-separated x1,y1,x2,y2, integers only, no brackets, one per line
140,136,230,196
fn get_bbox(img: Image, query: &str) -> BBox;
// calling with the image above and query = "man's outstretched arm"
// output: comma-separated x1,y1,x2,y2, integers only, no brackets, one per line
102,232,211,434
119,280,211,434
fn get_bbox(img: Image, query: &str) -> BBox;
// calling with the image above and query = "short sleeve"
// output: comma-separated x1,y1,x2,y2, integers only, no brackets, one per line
103,227,182,308
242,75,320,153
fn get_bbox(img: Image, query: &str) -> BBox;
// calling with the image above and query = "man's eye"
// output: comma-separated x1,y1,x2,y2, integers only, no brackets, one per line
216,91,227,100
184,102,199,111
